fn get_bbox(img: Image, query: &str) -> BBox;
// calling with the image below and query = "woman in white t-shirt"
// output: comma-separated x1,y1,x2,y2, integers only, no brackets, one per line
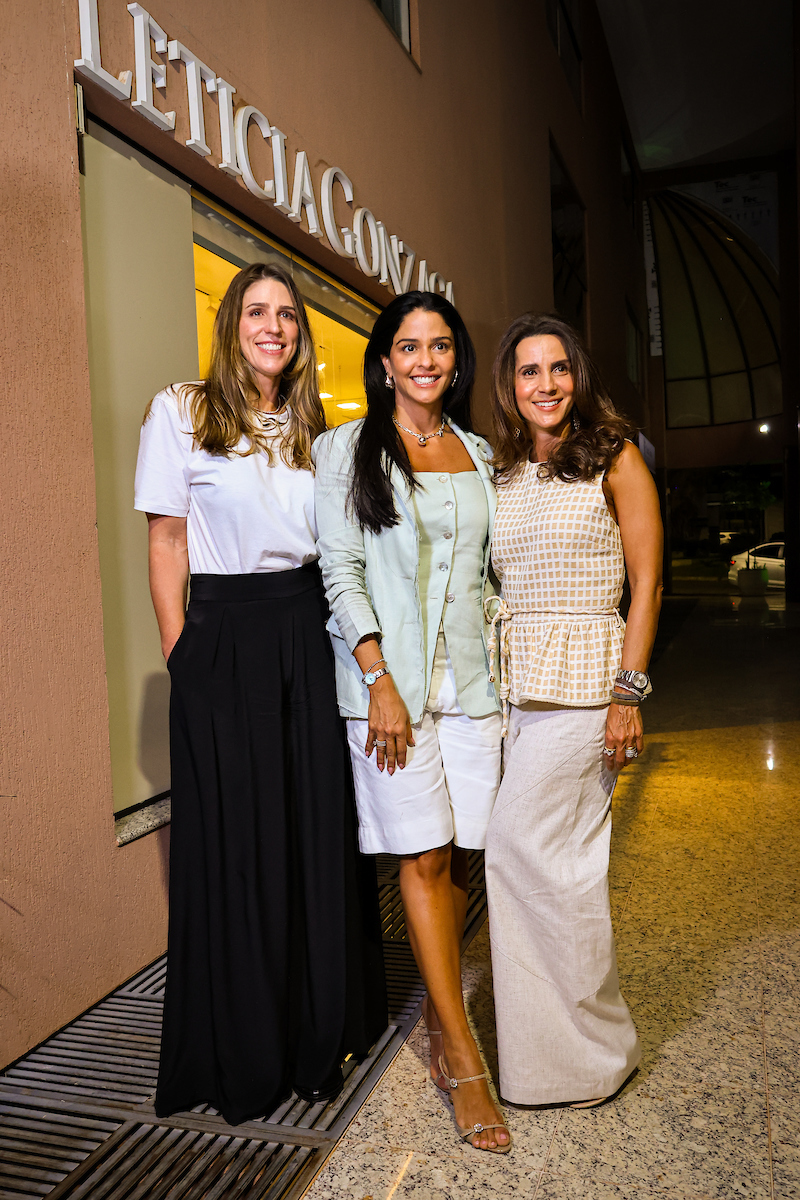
135,262,386,1126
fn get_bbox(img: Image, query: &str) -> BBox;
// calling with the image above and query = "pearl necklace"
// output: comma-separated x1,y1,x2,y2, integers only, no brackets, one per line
392,414,446,446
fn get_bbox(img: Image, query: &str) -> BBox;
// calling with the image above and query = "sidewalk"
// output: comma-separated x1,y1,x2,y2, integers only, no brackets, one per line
304,594,800,1199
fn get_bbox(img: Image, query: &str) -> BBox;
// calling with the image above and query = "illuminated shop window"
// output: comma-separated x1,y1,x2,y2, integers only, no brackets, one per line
372,0,411,50
550,147,587,333
546,0,582,107
192,195,378,427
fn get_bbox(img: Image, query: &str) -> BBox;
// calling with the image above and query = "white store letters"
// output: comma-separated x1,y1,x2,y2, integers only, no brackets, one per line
75,0,455,301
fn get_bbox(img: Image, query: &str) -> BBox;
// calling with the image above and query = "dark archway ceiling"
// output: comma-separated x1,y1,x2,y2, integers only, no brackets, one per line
595,0,793,171
648,191,781,428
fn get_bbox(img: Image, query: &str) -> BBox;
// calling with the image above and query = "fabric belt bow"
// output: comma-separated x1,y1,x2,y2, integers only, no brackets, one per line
483,597,623,737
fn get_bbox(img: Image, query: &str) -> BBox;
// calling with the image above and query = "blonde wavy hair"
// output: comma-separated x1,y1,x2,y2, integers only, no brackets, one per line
171,262,325,470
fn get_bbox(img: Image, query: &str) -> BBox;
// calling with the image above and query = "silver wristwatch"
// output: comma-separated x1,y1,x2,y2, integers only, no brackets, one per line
615,669,652,697
362,666,390,687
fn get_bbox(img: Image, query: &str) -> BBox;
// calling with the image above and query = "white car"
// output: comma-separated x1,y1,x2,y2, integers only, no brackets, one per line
728,542,785,588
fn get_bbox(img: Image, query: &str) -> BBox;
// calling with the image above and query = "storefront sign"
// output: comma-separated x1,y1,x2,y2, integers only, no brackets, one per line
75,0,455,301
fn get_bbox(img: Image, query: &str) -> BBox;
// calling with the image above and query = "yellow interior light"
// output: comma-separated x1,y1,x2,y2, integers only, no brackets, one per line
193,242,368,427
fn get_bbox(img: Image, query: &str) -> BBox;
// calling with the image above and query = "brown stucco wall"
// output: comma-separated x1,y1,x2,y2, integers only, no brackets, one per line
1,0,170,1065
1,0,645,1065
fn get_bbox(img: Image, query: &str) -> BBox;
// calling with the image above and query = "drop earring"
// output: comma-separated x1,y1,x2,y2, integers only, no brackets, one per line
571,409,582,431
385,374,395,390
452,369,459,384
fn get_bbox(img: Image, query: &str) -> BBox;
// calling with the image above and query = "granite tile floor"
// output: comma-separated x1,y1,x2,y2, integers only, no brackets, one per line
304,594,800,1200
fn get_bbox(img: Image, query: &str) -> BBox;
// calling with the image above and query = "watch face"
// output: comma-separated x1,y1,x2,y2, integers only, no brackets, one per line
364,672,376,685
631,672,648,688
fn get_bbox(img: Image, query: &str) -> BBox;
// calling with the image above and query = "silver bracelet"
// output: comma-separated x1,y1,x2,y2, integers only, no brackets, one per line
610,690,641,706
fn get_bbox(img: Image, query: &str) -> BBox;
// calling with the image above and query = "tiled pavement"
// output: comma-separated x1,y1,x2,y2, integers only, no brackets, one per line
304,594,800,1199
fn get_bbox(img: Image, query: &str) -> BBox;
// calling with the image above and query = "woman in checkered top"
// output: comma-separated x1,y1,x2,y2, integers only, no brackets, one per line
484,313,663,1109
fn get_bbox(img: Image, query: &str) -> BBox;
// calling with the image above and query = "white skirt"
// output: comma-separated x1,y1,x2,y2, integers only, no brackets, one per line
485,702,640,1105
347,635,502,855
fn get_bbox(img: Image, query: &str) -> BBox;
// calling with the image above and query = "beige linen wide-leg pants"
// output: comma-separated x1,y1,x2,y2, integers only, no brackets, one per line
485,702,640,1105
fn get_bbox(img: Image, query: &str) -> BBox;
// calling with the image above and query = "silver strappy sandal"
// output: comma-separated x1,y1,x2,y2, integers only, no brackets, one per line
421,999,450,1093
427,1030,451,1093
438,1056,512,1154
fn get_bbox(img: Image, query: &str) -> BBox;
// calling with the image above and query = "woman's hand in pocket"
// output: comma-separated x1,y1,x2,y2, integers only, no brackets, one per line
163,623,185,666
147,514,189,667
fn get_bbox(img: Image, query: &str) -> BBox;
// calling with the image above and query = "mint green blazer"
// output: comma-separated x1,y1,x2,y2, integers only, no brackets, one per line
312,418,499,723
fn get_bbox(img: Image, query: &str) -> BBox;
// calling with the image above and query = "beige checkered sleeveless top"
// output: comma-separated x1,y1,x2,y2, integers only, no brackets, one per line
487,459,625,725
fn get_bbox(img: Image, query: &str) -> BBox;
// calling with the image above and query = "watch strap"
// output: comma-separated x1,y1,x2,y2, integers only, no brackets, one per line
362,666,390,687
615,669,652,697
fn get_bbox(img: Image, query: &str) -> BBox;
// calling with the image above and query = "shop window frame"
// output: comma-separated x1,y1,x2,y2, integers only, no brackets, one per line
545,0,583,109
625,302,643,391
621,137,637,228
370,0,417,59
550,143,588,334
191,191,379,428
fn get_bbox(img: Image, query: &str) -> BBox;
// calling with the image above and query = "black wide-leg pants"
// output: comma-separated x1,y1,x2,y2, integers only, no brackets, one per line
155,565,386,1126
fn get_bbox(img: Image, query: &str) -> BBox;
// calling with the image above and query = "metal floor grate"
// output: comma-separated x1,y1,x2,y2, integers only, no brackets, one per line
0,852,487,1200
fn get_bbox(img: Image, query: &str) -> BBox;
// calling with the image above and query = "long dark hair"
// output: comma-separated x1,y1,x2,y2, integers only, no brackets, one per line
349,291,476,533
490,312,635,485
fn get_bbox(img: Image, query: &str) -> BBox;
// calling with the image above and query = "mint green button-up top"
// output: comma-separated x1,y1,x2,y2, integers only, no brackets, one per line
413,472,491,710
312,418,500,723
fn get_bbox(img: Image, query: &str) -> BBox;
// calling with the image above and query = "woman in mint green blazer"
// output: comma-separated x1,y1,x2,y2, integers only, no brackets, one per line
313,292,510,1155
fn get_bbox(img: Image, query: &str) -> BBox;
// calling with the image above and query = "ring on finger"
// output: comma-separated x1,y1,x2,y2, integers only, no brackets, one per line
375,740,387,747
602,747,615,757
624,746,637,758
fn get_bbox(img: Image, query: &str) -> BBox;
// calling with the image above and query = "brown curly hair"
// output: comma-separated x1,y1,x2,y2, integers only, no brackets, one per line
490,312,635,485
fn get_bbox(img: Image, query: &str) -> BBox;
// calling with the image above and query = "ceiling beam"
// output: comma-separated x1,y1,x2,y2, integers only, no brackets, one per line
642,153,786,196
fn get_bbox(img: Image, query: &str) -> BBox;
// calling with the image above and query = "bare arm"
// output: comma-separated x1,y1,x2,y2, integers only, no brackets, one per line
603,443,664,768
147,514,189,662
352,636,415,775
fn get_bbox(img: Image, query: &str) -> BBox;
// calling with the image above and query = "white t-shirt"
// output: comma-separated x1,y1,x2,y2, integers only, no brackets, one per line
134,386,318,575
